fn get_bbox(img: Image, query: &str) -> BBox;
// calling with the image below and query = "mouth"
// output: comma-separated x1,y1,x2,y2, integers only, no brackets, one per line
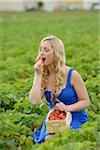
41,57,46,62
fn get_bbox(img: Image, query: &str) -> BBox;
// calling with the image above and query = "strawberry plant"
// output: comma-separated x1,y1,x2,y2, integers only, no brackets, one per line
0,10,99,149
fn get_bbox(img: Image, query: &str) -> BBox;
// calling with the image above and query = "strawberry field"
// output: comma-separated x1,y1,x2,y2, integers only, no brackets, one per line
0,10,99,150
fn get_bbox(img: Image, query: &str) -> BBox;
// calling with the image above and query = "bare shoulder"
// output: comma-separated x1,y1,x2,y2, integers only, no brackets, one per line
72,69,82,78
71,69,90,103
71,69,84,86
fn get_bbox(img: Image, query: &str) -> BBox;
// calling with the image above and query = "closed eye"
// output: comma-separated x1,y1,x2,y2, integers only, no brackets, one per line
40,47,50,52
45,48,49,52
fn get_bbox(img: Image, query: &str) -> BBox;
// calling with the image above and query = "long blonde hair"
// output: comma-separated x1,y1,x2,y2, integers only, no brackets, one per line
36,35,66,101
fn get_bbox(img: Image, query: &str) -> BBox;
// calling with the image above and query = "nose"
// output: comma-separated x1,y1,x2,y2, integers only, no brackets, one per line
40,50,45,56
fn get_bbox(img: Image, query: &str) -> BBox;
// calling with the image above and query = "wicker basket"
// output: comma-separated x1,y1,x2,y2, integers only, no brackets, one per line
46,109,72,133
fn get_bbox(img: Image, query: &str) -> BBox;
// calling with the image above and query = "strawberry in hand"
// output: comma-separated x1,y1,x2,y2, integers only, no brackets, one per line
41,57,46,62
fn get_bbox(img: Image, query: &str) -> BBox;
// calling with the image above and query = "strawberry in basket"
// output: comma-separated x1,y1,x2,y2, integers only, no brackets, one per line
48,109,66,121
46,108,72,133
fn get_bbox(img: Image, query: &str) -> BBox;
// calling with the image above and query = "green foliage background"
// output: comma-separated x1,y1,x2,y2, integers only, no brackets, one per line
0,10,99,150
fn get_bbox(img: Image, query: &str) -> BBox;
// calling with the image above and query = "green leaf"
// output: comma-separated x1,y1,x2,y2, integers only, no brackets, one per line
19,135,26,145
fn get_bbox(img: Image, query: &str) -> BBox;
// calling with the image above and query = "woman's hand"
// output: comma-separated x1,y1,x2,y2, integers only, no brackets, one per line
55,102,68,112
34,56,44,74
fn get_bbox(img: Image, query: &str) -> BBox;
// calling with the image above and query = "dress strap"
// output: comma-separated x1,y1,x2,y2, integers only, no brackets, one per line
66,68,74,88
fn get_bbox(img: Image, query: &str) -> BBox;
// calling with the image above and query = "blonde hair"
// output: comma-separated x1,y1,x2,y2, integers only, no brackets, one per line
36,35,66,101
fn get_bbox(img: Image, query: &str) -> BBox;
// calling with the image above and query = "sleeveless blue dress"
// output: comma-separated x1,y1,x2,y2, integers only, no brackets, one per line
33,68,88,144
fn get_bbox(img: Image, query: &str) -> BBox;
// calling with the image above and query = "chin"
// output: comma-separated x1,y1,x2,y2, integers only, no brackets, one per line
44,62,50,66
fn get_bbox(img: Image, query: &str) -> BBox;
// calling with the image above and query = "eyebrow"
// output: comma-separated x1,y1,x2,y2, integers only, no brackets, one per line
40,46,49,49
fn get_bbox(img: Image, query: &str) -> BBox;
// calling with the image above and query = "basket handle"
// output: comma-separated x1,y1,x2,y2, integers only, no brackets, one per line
55,98,60,103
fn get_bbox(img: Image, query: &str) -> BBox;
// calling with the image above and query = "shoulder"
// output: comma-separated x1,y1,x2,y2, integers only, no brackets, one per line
72,69,81,78
65,66,83,81
71,69,84,86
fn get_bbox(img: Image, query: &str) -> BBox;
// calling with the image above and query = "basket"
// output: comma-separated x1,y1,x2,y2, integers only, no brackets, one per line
46,109,72,133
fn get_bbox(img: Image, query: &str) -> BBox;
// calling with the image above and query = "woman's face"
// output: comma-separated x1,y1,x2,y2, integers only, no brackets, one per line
39,40,54,66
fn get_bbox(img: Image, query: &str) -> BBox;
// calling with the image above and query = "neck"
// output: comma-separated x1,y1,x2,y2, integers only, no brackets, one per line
45,64,55,76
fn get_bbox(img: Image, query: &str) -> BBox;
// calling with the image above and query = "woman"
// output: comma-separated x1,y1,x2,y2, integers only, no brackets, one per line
29,35,91,144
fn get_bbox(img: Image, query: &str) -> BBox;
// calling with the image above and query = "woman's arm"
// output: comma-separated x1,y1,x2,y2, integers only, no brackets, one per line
55,70,91,112
29,73,43,104
67,70,91,111
29,57,44,104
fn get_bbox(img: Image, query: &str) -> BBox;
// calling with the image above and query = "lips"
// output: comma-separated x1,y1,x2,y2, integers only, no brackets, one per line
41,57,46,62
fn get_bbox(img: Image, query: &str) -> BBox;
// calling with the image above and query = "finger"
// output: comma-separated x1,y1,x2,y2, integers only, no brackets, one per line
55,103,60,107
56,103,64,110
54,105,59,110
55,104,61,110
35,59,43,67
56,103,62,107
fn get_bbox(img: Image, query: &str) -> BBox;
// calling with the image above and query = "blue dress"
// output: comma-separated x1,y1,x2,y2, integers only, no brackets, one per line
33,68,88,144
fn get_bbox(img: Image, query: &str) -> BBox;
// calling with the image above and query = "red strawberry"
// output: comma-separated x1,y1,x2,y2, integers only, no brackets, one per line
48,109,66,120
55,110,60,115
41,57,46,62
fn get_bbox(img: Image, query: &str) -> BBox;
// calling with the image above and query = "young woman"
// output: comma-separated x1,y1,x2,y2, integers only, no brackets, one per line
29,35,91,144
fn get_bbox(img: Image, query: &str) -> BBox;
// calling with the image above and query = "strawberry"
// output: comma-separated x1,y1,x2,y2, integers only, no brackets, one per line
41,57,46,62
48,109,66,121
55,110,60,115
